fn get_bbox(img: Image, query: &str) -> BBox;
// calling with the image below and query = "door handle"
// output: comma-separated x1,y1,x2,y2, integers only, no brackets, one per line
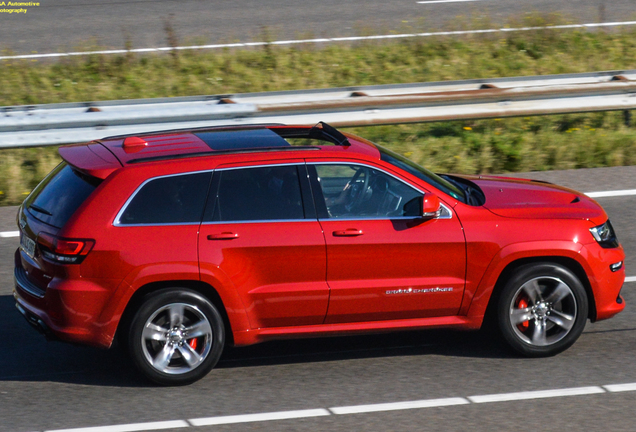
333,228,364,237
207,232,239,240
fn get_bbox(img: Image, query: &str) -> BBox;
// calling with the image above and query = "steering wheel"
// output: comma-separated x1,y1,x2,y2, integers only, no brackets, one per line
344,167,370,212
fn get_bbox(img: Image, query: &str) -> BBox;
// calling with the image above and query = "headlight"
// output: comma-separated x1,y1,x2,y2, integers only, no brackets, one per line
589,220,619,248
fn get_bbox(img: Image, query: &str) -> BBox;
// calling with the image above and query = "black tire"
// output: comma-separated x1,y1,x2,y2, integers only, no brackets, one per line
128,288,225,385
497,263,588,357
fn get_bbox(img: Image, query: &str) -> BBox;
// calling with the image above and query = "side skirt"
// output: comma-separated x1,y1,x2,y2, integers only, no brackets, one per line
232,315,483,346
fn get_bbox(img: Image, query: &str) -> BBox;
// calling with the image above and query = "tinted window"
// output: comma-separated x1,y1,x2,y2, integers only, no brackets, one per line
210,165,304,222
119,172,212,225
314,164,422,218
25,162,101,228
378,146,466,203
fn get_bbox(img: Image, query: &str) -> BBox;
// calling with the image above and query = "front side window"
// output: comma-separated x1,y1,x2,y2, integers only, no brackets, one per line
118,172,212,225
209,165,305,222
313,164,422,218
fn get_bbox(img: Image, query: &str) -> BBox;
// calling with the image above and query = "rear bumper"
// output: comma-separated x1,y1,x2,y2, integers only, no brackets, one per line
13,249,114,348
14,299,55,340
13,269,94,345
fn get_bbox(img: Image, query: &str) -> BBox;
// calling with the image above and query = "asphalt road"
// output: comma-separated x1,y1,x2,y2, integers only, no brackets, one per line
1,0,636,55
0,165,635,432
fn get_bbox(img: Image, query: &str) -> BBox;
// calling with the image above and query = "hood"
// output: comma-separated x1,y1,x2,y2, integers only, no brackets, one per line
464,175,607,224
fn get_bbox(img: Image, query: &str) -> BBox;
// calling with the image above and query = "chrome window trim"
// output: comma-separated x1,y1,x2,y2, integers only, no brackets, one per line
113,170,213,227
202,219,315,225
114,222,203,228
199,210,452,223
307,161,453,220
210,162,308,223
114,161,453,227
311,204,452,221
115,162,308,227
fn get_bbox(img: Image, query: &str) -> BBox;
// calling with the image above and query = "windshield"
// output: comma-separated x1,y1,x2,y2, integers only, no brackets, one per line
378,146,466,203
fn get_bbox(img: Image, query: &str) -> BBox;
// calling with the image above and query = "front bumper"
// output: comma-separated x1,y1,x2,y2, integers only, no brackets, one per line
582,242,626,321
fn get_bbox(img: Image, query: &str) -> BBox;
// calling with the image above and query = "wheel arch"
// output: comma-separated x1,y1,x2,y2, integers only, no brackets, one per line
116,279,235,348
482,256,596,328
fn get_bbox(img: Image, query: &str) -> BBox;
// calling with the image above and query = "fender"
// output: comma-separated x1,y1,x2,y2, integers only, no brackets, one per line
92,263,252,348
92,262,202,347
462,240,589,320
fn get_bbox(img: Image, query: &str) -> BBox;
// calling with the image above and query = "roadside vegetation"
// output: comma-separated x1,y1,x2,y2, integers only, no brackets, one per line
1,14,636,205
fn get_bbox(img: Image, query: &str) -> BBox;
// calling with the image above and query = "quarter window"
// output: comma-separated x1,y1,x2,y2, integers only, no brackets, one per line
314,164,422,218
118,172,212,225
209,165,305,222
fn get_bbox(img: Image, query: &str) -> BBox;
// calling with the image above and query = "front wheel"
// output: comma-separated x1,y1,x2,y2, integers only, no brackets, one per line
128,288,225,385
497,263,588,357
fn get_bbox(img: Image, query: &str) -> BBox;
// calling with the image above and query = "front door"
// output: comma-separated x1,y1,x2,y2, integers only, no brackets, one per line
309,163,466,324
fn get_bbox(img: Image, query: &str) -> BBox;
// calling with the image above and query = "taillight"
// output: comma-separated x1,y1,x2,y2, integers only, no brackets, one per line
37,232,95,264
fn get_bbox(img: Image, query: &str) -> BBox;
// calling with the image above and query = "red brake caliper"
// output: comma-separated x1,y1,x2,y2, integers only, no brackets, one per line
188,338,198,350
517,298,529,330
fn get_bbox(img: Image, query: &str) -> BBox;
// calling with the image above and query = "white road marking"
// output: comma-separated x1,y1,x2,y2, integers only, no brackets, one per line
468,386,605,403
46,420,189,432
417,0,478,3
188,409,330,427
0,231,19,238
330,397,469,414
604,382,636,392
585,189,636,198
625,276,636,283
40,382,636,432
1,21,636,60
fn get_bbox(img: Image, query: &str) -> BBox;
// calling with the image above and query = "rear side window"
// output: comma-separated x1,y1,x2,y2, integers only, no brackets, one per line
208,165,304,222
118,172,212,225
25,162,101,228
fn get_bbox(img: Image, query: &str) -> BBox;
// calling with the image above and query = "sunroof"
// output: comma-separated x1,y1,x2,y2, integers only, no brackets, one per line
195,129,290,151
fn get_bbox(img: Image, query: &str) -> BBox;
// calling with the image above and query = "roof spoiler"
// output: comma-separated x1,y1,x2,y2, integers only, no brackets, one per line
309,121,351,146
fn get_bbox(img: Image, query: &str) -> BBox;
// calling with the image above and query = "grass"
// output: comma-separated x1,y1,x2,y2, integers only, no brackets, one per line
1,14,636,206
0,147,60,206
347,113,636,174
3,14,636,105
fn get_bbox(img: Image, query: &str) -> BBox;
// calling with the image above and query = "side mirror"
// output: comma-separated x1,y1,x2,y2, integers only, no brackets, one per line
422,193,441,218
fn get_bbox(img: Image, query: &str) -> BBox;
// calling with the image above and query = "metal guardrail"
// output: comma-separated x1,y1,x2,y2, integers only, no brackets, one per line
1,70,635,148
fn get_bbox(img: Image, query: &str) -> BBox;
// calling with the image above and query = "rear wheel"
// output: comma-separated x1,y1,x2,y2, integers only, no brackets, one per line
497,263,588,357
128,288,224,385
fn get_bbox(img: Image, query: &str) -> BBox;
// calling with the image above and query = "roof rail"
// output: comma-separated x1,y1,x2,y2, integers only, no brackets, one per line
127,146,320,164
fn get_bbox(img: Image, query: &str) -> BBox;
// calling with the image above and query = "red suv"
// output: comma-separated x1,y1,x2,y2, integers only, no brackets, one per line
14,122,625,385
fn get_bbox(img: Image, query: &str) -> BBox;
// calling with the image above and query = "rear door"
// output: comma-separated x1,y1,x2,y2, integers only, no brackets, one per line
308,162,466,324
198,162,329,328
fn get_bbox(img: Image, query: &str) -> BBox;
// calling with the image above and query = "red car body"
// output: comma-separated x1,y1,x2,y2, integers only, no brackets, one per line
13,123,625,384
